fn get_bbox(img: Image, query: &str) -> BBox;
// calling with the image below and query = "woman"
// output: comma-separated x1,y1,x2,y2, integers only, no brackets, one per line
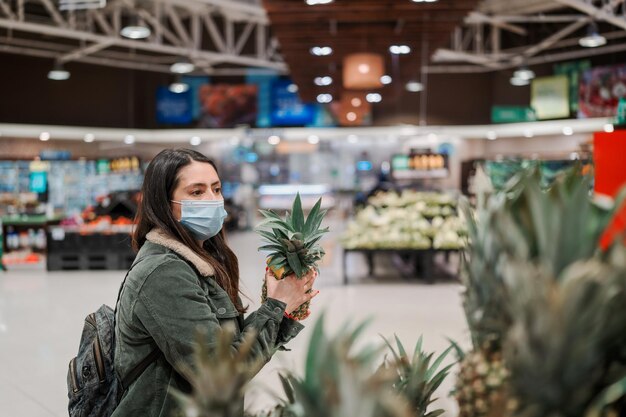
112,149,317,417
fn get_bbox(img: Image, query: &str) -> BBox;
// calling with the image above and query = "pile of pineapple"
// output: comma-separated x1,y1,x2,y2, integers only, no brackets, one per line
455,167,626,417
341,191,467,250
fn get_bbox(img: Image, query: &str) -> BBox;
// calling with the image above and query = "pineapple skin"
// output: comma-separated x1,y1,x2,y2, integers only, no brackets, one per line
262,261,311,321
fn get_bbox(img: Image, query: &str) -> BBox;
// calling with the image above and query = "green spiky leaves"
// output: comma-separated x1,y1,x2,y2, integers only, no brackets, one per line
382,335,454,417
257,193,329,278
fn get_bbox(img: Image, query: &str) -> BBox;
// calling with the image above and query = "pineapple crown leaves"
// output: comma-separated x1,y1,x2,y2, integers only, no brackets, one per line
503,249,626,417
381,335,453,417
275,313,413,417
171,325,263,417
585,374,626,417
256,193,329,278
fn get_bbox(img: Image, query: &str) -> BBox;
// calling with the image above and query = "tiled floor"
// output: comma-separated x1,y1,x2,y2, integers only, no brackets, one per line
0,222,469,416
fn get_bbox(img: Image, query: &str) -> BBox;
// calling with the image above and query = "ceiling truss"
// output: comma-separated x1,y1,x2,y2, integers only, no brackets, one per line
429,0,626,74
0,0,287,75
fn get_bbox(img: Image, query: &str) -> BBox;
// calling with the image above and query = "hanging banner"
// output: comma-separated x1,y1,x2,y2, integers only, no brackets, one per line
531,75,570,120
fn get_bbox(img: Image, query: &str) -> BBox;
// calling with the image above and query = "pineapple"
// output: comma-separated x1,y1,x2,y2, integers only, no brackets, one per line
382,335,454,417
171,324,263,417
270,315,414,417
455,166,624,417
257,193,329,321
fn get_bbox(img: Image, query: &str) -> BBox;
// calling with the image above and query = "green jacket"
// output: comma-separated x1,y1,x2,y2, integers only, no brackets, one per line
112,229,304,417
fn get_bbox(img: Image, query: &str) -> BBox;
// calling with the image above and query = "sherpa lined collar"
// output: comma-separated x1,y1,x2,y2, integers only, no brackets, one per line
146,229,215,277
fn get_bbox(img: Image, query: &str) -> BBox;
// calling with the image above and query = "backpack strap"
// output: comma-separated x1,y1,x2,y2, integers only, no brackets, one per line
115,257,163,393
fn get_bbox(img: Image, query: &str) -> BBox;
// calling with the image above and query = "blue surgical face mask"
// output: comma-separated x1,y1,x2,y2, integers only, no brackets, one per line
171,199,228,241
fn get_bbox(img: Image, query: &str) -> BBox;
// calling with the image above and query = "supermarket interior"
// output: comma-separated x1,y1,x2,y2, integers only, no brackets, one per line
2,0,626,416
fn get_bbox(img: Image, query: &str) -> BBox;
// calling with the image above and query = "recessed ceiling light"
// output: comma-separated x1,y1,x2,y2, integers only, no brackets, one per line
366,93,382,103
389,45,411,54
170,57,195,74
305,0,333,4
190,136,202,146
579,23,607,48
310,46,333,56
287,83,299,93
510,77,530,86
563,127,574,136
169,82,189,93
346,112,357,122
317,93,333,103
314,76,333,86
406,81,423,92
48,63,70,81
347,134,359,143
120,17,151,39
307,135,320,144
604,123,615,133
268,135,281,145
84,133,95,143
514,67,536,81
380,75,392,85
39,132,50,141
524,130,534,138
124,135,136,144
486,131,497,140
412,0,438,2
358,64,370,74
351,98,362,107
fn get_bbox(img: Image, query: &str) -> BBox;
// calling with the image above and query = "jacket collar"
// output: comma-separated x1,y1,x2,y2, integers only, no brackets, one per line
145,229,215,277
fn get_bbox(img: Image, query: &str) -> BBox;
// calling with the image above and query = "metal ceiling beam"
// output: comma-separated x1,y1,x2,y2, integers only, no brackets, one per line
58,39,115,63
465,12,527,35
554,0,626,30
520,17,589,59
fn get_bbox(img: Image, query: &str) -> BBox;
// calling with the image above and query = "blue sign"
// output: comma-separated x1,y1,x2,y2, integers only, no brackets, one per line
182,75,210,120
246,70,279,128
270,79,316,126
29,171,47,193
40,150,71,160
156,86,192,124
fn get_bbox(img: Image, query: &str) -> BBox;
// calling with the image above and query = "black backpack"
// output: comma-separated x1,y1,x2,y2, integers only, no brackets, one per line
67,268,160,417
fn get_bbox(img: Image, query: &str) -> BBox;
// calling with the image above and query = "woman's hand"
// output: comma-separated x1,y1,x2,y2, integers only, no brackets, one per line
265,267,319,315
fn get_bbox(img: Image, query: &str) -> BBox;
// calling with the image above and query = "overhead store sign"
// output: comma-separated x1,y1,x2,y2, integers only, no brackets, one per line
491,106,537,124
156,87,193,125
391,153,449,180
531,75,570,120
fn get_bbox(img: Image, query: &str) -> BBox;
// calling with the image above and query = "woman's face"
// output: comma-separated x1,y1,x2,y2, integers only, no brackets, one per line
170,161,222,221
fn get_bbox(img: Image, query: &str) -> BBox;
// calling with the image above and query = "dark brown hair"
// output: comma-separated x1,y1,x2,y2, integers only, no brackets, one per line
132,148,246,313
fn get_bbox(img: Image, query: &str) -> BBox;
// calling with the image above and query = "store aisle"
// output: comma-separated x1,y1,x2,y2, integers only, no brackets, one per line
0,228,468,417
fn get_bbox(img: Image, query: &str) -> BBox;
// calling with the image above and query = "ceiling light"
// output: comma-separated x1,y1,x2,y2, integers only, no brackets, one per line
380,75,392,85
389,45,411,55
347,134,359,143
366,93,382,103
486,131,497,140
120,16,151,39
510,76,530,86
268,135,281,145
124,135,136,144
406,81,423,92
524,129,534,138
346,112,357,122
48,63,70,80
604,123,615,133
169,82,189,94
412,0,438,2
317,93,333,103
358,64,370,74
563,127,574,136
514,67,535,81
287,83,299,93
310,46,333,56
307,135,320,144
314,76,333,86
189,136,201,146
39,132,50,141
170,57,195,74
579,23,607,48
351,98,362,107
305,0,333,4
84,133,95,143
